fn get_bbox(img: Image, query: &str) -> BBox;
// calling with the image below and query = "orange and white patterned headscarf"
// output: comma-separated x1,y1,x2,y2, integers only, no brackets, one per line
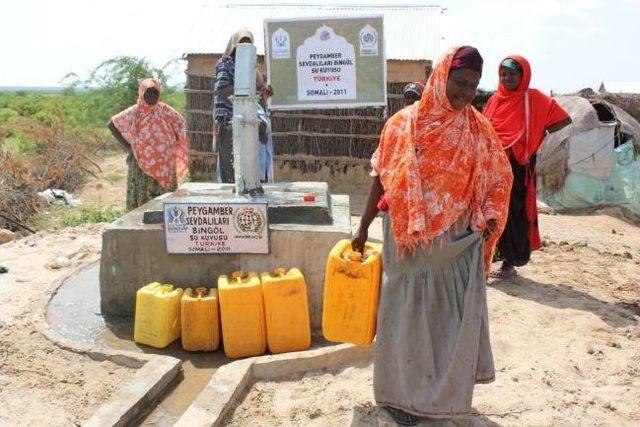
372,46,513,273
111,78,188,190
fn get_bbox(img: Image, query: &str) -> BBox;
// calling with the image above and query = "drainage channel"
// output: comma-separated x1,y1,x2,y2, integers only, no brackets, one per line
47,263,230,426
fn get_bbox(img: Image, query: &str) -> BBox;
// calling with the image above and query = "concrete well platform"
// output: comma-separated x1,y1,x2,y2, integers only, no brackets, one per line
100,182,351,329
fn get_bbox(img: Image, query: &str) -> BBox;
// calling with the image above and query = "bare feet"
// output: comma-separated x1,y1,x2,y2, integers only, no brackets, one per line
490,261,517,279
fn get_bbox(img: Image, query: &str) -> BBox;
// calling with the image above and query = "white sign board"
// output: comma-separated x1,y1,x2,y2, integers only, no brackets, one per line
163,201,269,254
264,15,386,110
296,25,357,101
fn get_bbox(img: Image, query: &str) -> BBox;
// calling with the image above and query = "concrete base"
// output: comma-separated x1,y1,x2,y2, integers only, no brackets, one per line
143,182,334,225
99,184,351,329
84,357,181,427
174,343,373,427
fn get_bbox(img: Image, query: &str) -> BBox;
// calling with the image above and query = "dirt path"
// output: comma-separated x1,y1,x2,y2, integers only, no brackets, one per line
76,151,127,210
0,225,136,426
227,213,640,426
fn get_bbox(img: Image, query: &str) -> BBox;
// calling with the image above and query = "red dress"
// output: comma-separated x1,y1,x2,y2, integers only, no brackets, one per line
484,55,569,265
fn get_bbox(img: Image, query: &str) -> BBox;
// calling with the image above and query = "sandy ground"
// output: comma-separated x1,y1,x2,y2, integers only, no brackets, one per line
1,153,639,426
0,153,131,426
226,213,640,426
0,224,136,426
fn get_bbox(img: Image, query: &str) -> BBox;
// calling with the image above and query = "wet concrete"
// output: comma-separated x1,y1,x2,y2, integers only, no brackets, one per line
48,261,336,426
47,262,228,426
142,182,332,225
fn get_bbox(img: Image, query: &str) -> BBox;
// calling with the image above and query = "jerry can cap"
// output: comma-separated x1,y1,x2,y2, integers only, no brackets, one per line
344,249,363,262
273,267,287,277
231,270,247,284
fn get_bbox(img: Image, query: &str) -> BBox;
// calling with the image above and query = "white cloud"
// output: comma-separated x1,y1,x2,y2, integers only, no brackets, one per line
443,0,639,92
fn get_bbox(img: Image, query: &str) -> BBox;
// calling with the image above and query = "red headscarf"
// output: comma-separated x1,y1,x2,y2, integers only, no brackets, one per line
483,55,569,165
450,45,484,74
372,46,513,274
111,78,189,190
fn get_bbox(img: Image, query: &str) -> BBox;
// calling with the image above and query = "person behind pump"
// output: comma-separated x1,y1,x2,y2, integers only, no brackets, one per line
256,74,274,183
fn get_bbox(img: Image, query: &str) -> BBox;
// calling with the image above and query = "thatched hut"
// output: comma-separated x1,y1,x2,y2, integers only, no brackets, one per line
596,81,640,123
182,4,445,198
596,93,640,124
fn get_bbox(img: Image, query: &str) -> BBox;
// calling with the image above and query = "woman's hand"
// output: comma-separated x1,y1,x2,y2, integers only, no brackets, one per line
107,119,131,151
483,219,498,241
352,228,368,253
351,176,382,253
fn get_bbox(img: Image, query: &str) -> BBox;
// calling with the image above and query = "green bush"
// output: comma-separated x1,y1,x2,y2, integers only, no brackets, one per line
0,56,185,140
0,107,18,122
34,204,124,230
4,135,38,155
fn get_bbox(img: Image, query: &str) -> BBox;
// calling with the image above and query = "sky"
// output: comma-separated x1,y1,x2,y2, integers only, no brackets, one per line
1,0,638,93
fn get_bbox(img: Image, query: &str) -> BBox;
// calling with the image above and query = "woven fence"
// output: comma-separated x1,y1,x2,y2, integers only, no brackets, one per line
184,73,495,181
184,77,412,179
185,75,216,180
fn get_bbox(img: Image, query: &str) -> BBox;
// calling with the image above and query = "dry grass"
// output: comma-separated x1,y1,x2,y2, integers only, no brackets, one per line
0,120,101,232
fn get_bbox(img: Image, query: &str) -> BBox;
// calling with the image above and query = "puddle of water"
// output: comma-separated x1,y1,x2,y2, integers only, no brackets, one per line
47,262,336,426
47,262,228,426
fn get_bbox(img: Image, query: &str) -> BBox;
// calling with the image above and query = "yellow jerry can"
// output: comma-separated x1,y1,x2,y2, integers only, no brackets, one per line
134,282,183,348
261,268,311,354
181,287,221,352
218,271,267,358
322,240,382,346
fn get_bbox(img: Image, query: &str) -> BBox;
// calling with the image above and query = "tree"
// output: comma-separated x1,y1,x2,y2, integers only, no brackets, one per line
63,56,177,126
84,56,169,108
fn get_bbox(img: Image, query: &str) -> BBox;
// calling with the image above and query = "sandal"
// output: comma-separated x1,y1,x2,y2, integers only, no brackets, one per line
383,406,420,426
489,265,516,279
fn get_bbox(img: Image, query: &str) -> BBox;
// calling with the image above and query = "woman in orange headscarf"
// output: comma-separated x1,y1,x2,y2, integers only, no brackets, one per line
484,56,571,279
108,78,188,210
352,47,512,425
